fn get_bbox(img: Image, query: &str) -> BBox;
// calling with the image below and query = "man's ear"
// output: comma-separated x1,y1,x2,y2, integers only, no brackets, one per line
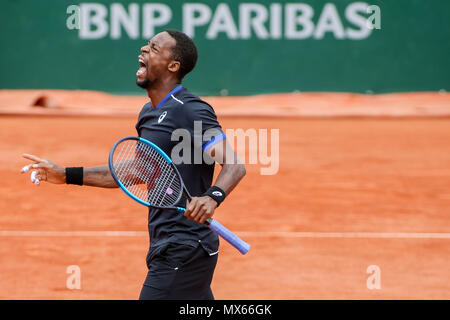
168,61,180,74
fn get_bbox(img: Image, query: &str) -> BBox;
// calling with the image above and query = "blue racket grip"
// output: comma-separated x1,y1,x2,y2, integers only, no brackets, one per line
176,207,250,254
207,218,250,255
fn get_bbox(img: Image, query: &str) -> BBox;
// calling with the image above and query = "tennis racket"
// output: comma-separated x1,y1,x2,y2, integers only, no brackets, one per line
108,136,250,255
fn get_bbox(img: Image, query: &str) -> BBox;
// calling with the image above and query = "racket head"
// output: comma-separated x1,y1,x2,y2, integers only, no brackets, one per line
108,136,185,208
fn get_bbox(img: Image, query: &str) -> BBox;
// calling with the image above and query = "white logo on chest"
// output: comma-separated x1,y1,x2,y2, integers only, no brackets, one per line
158,111,167,123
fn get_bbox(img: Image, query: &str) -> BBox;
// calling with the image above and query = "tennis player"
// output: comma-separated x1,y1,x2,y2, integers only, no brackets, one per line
21,29,246,300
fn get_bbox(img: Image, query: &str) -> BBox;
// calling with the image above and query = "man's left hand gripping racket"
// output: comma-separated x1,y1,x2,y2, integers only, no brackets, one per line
108,136,250,255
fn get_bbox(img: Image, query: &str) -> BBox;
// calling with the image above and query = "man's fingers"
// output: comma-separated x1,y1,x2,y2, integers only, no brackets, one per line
30,170,37,181
185,199,195,215
22,153,45,163
30,170,40,185
36,168,47,181
184,198,211,223
196,208,210,224
189,203,203,220
199,211,212,224
21,163,50,173
32,163,50,169
185,199,199,219
21,164,32,173
21,155,49,186
184,201,190,216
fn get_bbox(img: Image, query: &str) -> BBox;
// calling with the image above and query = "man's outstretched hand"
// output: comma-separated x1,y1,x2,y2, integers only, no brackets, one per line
21,154,66,185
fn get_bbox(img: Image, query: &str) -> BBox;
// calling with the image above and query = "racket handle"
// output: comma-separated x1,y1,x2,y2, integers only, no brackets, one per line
206,218,250,255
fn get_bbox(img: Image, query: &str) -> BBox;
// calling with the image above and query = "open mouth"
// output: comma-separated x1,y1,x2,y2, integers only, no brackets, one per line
137,56,147,77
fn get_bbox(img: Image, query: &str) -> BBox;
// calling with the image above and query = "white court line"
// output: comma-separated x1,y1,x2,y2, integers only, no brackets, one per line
0,230,449,239
0,231,147,237
238,231,450,239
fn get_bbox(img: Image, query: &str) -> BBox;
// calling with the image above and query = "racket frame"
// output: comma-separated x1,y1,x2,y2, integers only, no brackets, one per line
108,136,187,209
108,136,250,255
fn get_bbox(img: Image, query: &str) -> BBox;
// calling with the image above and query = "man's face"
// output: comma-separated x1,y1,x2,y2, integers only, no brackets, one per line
136,32,177,89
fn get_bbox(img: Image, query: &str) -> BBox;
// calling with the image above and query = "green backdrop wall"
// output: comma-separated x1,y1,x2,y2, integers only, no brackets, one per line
1,0,449,96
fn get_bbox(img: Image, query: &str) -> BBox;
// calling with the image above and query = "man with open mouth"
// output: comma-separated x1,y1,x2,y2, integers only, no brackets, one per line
133,29,247,299
21,29,246,300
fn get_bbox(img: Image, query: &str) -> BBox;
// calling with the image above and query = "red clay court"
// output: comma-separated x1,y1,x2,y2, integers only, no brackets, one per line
1,90,449,299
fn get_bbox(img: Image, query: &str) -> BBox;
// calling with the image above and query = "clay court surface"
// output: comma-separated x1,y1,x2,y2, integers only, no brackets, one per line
0,90,449,299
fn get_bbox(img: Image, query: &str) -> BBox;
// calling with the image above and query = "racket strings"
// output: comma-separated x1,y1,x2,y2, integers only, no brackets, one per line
116,141,164,202
142,147,181,207
114,139,136,180
146,150,179,206
112,140,182,207
157,167,180,206
151,156,174,205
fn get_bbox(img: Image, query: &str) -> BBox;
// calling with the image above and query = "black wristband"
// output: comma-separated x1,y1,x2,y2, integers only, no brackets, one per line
203,186,226,207
65,167,84,185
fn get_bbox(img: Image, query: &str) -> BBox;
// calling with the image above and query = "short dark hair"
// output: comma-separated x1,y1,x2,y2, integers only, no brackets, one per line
165,29,198,80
